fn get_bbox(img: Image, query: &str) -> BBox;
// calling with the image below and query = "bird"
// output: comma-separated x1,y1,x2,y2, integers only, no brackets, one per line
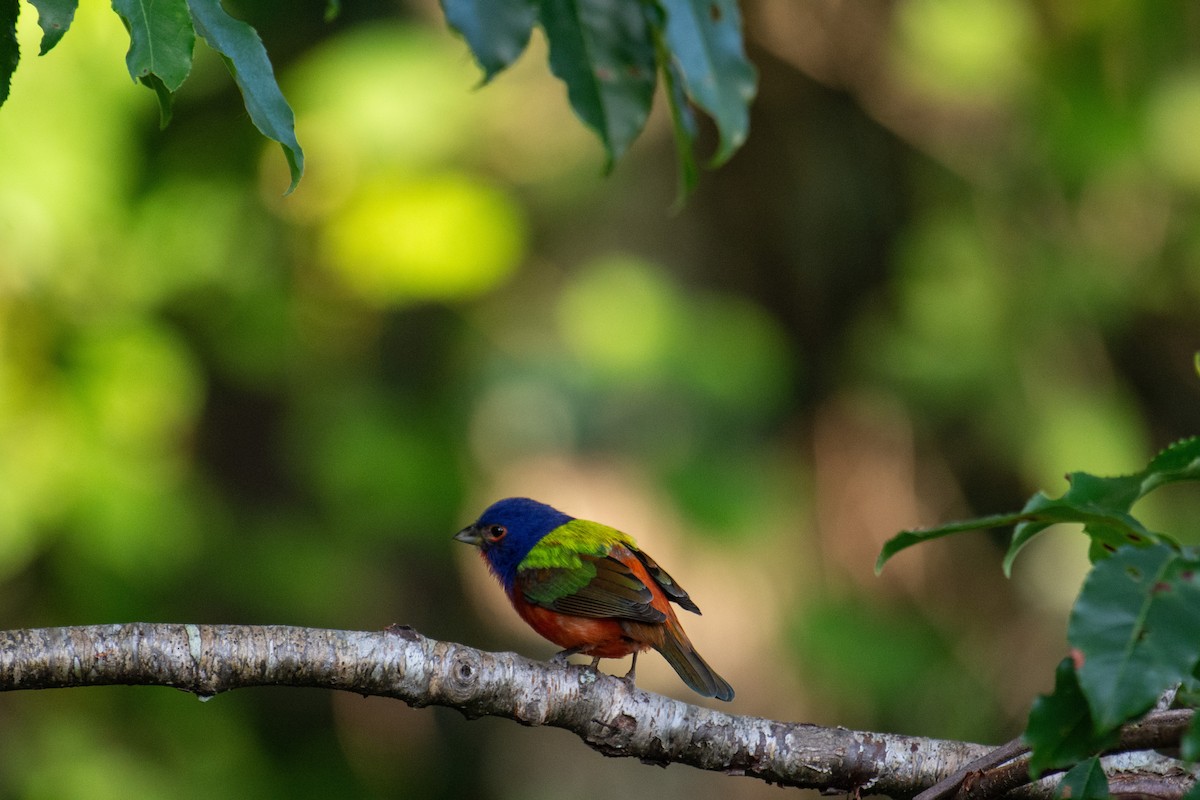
453,497,734,701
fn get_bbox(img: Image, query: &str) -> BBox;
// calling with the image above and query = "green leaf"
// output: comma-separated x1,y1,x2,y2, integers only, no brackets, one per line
28,0,77,55
441,0,537,82
875,512,1029,574
324,0,340,22
1026,659,1118,777
1180,710,1200,762
659,0,756,166
1054,757,1109,800
111,0,194,125
1143,436,1200,492
1,0,17,106
1004,437,1200,573
877,437,1200,576
1175,673,1200,709
539,0,657,168
1070,544,1200,732
1185,783,1200,800
661,53,698,206
648,2,697,206
112,0,195,91
186,0,304,193
1002,480,1151,577
139,72,175,127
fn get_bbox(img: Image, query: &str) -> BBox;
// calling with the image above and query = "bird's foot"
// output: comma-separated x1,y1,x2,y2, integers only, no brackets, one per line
550,647,582,667
620,653,639,689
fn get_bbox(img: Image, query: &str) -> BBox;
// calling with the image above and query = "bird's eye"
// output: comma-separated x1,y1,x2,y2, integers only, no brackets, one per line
485,524,507,542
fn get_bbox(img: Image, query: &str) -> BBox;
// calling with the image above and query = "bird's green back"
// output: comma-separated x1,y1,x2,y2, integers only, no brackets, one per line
515,519,656,613
516,519,636,572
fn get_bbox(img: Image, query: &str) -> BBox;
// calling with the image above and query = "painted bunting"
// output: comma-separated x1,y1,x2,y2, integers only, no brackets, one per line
454,497,734,701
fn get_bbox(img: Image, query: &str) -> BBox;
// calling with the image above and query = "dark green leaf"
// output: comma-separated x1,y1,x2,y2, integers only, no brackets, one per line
1175,673,1200,709
1002,479,1152,576
1026,659,1118,777
1054,757,1109,800
1,0,17,107
1143,436,1200,492
875,512,1029,574
324,0,340,22
648,3,697,206
1070,545,1200,731
112,0,194,92
1004,437,1200,573
878,438,1200,576
1185,782,1200,800
661,54,698,206
28,0,77,55
539,0,657,168
139,73,175,127
441,0,537,82
659,0,756,166
1180,710,1200,762
186,0,304,193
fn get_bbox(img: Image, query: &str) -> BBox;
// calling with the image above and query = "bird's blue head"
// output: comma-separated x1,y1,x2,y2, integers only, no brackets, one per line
453,497,573,590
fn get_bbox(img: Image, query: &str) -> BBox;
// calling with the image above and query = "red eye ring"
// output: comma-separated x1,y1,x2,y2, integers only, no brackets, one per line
485,525,507,542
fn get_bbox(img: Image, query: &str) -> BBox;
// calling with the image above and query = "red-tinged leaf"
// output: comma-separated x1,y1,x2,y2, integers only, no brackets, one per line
539,0,657,169
112,0,195,91
659,0,756,165
28,0,77,55
1070,545,1200,732
1026,659,1117,777
1054,757,1109,800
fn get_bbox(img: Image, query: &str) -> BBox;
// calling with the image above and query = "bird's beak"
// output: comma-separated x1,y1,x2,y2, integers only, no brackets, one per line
453,526,483,547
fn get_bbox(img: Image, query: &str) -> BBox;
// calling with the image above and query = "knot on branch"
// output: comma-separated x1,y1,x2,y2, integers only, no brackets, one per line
443,647,482,703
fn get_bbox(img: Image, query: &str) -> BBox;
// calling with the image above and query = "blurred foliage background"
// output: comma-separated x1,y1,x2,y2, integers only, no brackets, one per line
1,0,1199,798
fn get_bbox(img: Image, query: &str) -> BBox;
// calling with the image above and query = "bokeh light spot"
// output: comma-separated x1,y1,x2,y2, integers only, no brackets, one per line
557,256,682,376
321,174,526,305
673,294,793,414
894,0,1034,101
1147,71,1200,188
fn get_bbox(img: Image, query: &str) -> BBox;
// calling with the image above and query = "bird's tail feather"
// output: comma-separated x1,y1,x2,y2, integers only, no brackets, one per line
655,622,735,701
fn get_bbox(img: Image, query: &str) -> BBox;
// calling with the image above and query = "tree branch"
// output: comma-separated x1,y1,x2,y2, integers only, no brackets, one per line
913,710,1196,800
0,624,1190,797
914,736,1027,800
956,711,1197,800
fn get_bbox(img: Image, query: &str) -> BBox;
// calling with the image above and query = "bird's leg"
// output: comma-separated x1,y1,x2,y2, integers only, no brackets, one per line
550,646,583,667
621,652,638,687
588,656,602,671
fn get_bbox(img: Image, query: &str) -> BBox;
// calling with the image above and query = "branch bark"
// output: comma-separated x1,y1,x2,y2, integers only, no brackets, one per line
917,711,1196,800
954,712,1197,800
0,624,1190,797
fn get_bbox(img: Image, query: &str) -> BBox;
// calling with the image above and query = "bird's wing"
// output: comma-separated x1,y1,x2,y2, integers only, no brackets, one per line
629,547,702,615
517,550,668,624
